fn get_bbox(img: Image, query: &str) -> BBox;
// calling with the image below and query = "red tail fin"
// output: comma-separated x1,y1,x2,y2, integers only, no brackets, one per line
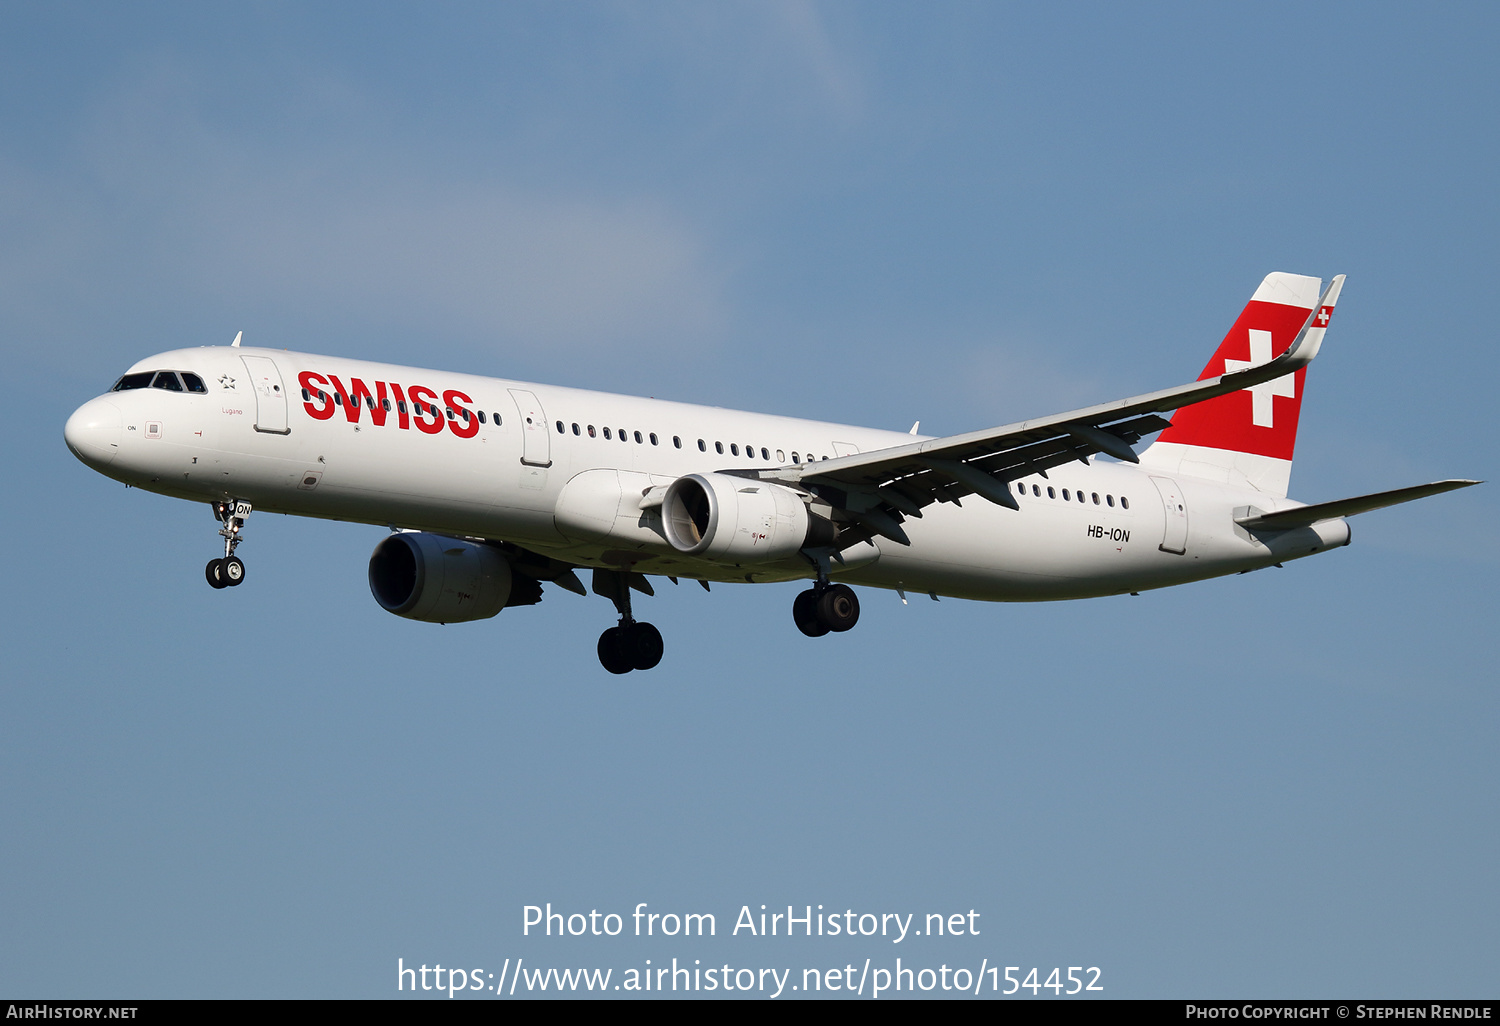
1142,272,1335,496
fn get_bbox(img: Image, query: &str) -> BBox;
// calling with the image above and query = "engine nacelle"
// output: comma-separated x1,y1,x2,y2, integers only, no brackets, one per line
662,472,830,563
368,532,512,623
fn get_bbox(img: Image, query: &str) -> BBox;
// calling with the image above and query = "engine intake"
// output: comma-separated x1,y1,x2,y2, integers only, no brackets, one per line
662,473,832,563
368,533,513,623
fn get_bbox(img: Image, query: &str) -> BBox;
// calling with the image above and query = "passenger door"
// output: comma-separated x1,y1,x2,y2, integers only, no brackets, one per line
509,389,551,468
1150,475,1188,554
240,356,291,435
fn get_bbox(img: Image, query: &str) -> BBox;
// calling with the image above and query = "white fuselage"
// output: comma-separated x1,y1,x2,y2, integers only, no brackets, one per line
64,346,1349,601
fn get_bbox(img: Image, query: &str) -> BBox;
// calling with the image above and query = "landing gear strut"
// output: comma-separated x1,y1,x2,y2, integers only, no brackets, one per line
205,500,251,589
593,568,664,674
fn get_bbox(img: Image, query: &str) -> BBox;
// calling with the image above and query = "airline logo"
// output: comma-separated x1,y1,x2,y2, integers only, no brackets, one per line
297,371,479,439
1223,329,1296,428
1154,298,1315,460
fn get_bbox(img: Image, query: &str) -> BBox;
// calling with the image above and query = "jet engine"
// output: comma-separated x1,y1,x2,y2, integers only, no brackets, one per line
368,532,513,623
661,472,835,563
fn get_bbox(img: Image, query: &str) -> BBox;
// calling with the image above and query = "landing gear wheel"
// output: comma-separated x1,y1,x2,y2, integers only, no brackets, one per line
598,626,634,675
793,589,830,637
210,500,252,589
816,583,860,632
222,556,246,586
626,622,664,671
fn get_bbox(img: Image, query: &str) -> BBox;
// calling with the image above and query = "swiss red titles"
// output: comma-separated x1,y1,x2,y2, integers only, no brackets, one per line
297,371,479,439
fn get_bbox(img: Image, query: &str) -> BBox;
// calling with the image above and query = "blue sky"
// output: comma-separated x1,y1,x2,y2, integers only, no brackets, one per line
2,1,1495,999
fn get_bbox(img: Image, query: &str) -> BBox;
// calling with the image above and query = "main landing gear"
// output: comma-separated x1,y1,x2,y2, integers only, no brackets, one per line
598,621,664,676
205,500,251,590
593,568,664,675
792,582,861,637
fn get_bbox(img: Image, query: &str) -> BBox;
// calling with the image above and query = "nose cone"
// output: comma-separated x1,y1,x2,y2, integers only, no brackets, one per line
65,397,123,468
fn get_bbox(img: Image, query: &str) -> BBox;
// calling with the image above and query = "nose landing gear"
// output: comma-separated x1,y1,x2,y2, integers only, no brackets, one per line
205,500,251,589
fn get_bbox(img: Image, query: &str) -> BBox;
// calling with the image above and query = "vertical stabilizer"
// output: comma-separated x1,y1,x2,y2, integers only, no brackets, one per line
1140,272,1340,497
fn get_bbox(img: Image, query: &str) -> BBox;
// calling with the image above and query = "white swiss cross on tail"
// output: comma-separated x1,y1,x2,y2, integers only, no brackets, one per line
1143,271,1333,498
1223,329,1296,428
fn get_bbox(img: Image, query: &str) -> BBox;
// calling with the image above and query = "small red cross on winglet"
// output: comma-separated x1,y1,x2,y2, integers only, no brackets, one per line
1315,306,1333,326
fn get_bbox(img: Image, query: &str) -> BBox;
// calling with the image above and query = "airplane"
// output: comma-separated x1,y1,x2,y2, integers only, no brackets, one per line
63,272,1476,674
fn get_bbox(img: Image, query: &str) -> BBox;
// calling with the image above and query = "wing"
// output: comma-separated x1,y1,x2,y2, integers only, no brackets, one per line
746,276,1345,548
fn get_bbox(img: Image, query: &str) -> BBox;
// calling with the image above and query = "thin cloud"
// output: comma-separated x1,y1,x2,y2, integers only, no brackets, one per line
2,54,730,366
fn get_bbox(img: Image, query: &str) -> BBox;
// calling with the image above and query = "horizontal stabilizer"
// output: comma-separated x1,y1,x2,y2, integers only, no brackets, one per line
1235,479,1479,531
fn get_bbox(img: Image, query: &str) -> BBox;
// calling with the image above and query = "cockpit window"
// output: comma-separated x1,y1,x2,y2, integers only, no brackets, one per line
112,369,206,393
112,372,154,391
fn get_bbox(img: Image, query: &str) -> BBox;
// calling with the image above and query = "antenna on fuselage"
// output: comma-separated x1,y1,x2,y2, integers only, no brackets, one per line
231,331,243,347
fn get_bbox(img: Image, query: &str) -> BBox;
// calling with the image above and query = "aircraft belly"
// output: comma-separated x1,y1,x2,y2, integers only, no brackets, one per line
849,489,1171,601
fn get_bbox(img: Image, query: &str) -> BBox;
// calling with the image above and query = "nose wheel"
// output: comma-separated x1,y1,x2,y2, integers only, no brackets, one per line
206,500,251,588
206,555,247,589
793,583,860,636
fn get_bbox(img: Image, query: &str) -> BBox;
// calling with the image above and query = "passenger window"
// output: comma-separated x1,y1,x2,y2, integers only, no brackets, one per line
603,427,612,439
715,442,724,454
181,373,207,393
367,396,376,410
618,429,627,443
478,411,487,425
1016,482,1025,495
1062,488,1070,500
334,392,343,406
791,452,800,463
698,439,706,451
634,431,643,443
1047,487,1056,499
673,436,682,449
572,423,580,435
650,433,659,445
151,372,183,392
384,398,393,412
112,372,155,391
1092,492,1100,504
430,404,439,417
776,450,784,462
1107,494,1114,507
1032,484,1041,497
493,413,502,425
302,388,311,401
1078,491,1086,503
730,443,739,455
396,399,405,413
1121,496,1130,510
588,425,597,437
760,447,768,460
556,420,565,433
